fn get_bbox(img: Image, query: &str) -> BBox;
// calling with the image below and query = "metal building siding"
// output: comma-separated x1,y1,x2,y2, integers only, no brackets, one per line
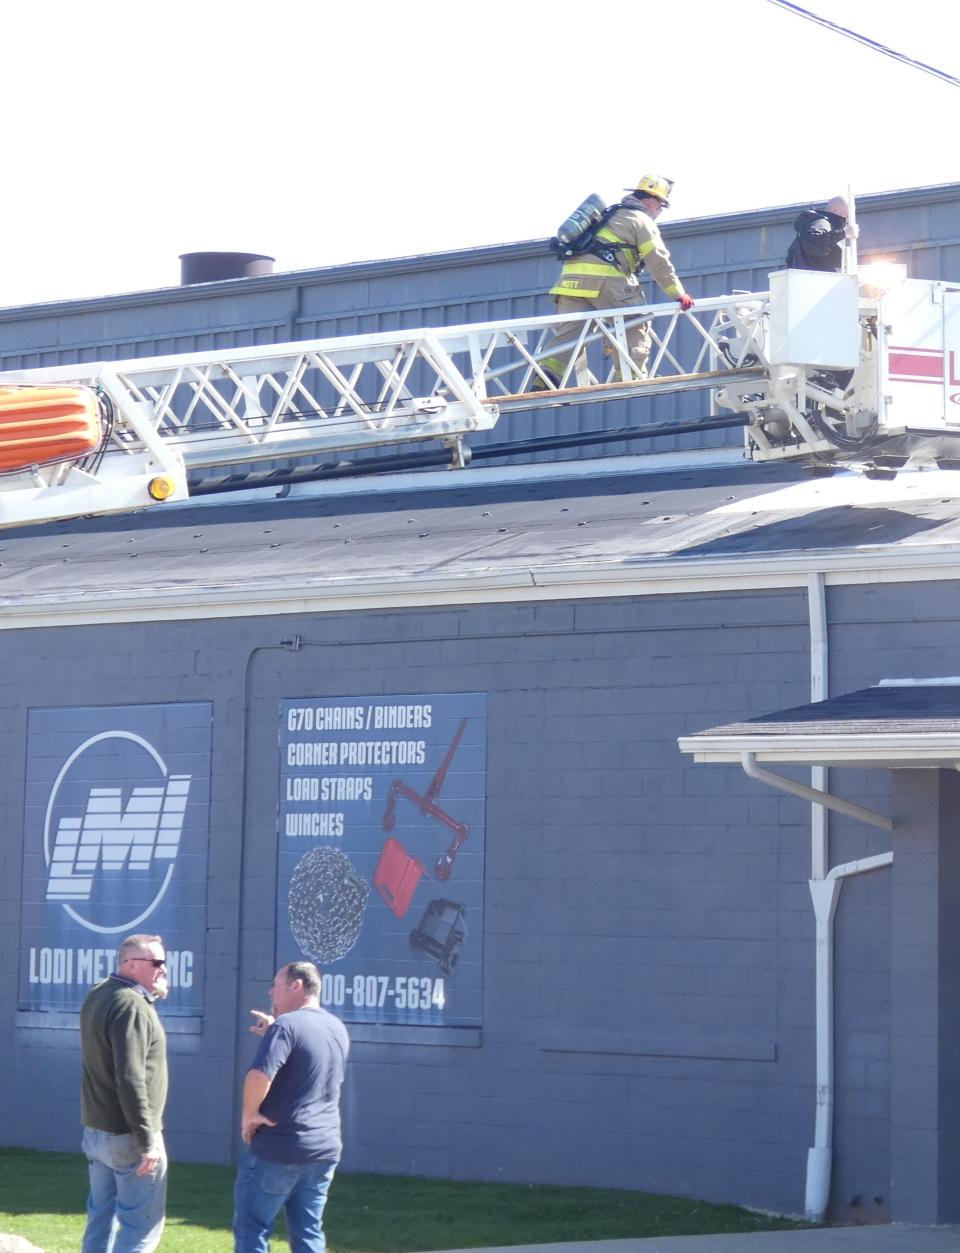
0,290,296,370
0,589,812,1207
0,183,959,462
6,572,950,1217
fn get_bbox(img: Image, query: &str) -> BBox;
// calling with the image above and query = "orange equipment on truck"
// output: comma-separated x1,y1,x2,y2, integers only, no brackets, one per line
0,386,107,473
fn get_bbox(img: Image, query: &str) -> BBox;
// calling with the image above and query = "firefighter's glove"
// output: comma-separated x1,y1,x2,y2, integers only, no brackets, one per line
677,293,695,312
843,222,860,241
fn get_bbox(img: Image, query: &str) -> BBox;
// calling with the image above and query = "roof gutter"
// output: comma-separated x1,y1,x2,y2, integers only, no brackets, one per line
4,541,960,632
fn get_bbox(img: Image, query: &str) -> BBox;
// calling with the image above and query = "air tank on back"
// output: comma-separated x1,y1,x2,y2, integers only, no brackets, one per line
554,194,607,247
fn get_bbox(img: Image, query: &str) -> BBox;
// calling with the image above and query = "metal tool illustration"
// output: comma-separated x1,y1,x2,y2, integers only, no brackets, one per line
410,898,467,975
381,717,471,880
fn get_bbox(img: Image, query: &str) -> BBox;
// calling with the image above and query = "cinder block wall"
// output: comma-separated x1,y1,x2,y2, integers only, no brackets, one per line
0,580,916,1219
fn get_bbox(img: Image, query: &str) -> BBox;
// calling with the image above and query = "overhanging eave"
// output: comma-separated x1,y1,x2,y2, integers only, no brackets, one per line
678,732,960,768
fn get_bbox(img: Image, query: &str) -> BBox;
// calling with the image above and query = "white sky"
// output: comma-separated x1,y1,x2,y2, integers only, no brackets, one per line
3,0,957,307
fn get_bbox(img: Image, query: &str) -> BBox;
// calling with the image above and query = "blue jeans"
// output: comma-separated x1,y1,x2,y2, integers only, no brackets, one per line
233,1151,336,1253
81,1126,167,1253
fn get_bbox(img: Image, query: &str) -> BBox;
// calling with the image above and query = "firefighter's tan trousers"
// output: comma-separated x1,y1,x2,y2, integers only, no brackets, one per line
541,280,653,384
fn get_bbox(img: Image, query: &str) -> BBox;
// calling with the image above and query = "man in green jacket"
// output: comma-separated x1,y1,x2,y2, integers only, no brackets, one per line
79,933,169,1253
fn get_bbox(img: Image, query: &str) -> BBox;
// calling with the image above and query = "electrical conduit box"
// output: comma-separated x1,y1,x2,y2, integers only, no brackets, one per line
768,269,860,368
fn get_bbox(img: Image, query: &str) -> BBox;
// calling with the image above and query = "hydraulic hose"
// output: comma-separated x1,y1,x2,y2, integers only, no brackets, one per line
189,413,749,497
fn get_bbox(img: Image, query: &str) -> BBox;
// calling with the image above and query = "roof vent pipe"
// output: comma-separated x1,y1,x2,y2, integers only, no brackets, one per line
179,252,275,285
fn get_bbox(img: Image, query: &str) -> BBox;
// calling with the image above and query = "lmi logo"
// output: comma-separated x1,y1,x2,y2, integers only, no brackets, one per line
46,777,191,900
43,730,192,934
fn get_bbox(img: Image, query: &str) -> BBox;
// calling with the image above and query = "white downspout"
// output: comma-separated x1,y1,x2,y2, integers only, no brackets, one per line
805,572,833,1222
801,573,893,1222
805,853,893,1221
741,756,892,831
805,886,835,1221
809,571,829,875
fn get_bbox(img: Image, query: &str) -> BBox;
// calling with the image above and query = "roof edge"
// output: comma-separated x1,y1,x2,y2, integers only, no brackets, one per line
2,181,958,322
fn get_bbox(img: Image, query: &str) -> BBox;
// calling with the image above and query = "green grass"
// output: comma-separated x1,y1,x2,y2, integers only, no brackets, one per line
0,1147,809,1253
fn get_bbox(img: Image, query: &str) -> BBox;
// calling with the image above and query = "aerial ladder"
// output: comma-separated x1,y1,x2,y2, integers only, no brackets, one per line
0,263,957,529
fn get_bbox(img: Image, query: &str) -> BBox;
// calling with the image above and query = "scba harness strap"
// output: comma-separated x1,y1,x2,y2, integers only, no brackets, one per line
551,203,625,260
552,205,652,280
555,207,646,279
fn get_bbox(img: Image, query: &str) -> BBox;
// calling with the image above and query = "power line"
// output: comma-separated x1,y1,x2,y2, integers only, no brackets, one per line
763,0,960,89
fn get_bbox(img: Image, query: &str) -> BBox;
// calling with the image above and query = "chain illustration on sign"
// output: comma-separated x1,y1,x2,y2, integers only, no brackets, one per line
288,846,370,964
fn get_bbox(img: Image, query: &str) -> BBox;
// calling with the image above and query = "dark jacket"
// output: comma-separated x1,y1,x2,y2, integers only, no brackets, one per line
785,207,846,272
80,975,168,1151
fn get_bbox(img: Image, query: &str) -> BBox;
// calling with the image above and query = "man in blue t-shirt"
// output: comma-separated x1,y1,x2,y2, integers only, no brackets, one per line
232,961,350,1253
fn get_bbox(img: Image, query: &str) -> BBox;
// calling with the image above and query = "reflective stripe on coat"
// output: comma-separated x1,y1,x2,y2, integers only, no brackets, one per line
550,199,686,302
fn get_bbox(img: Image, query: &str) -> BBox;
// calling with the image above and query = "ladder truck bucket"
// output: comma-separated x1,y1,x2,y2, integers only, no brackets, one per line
714,268,960,475
0,386,106,473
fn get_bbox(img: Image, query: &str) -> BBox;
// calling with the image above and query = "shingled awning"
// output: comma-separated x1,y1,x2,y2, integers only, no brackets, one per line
678,679,960,769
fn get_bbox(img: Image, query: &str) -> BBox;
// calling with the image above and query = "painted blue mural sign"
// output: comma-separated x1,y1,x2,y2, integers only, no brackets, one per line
278,693,486,1026
18,703,212,1015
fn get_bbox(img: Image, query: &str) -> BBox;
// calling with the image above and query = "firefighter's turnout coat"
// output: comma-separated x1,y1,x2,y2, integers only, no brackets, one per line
550,195,687,306
541,195,688,384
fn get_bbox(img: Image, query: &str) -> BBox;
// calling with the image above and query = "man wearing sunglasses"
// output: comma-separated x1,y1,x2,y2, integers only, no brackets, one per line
79,934,170,1252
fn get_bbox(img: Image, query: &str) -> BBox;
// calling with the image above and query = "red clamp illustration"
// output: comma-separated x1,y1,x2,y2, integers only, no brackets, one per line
382,717,471,881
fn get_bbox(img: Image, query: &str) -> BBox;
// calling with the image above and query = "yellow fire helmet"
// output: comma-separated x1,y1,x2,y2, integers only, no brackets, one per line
627,174,674,206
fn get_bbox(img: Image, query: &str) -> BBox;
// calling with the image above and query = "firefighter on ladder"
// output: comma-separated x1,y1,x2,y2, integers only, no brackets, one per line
536,174,695,389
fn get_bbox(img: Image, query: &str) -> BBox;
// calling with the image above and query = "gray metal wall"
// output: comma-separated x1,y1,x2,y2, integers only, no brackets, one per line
8,573,960,1219
2,183,958,464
